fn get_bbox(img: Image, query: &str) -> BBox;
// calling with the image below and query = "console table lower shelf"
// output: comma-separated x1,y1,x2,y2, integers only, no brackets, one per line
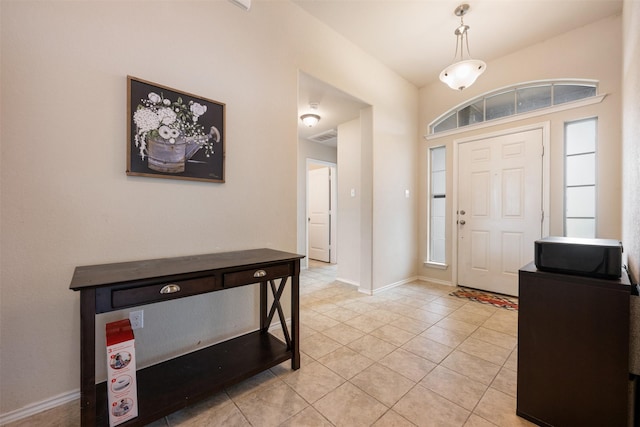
95,331,289,426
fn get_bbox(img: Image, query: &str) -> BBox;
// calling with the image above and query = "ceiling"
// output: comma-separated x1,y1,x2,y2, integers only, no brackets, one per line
295,0,622,143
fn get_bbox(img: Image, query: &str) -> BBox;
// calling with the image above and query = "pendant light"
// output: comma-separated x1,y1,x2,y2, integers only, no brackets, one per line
439,4,486,91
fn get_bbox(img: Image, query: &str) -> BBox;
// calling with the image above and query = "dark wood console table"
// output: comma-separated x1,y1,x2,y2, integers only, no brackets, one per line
70,248,304,427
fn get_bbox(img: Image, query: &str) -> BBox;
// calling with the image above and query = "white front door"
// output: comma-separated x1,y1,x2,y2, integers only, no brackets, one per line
457,128,543,296
308,167,331,262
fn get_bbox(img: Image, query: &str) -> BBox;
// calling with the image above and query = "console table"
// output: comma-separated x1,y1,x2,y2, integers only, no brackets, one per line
70,248,304,427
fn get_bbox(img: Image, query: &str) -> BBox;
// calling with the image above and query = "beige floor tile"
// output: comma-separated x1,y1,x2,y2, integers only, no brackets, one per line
341,300,376,315
458,301,498,317
282,361,345,403
378,348,437,382
300,332,344,359
491,367,517,398
321,322,365,345
389,316,432,334
435,317,479,335
420,365,488,411
470,327,517,350
464,414,499,427
392,384,470,427
322,306,361,322
366,308,403,323
300,312,341,332
420,301,459,316
279,406,333,426
351,363,416,407
370,324,417,346
432,296,467,309
448,308,493,326
441,350,501,386
225,370,280,400
314,382,388,426
457,337,512,365
373,409,418,426
347,334,398,361
318,346,375,379
402,335,454,364
504,349,518,371
404,307,445,324
168,392,249,426
345,313,389,333
473,388,536,427
420,325,470,348
233,381,308,427
481,312,518,337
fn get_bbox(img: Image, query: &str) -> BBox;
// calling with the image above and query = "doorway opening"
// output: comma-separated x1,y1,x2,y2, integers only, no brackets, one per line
307,160,337,264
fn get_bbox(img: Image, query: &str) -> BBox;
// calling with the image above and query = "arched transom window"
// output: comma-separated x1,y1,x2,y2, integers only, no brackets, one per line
429,80,599,135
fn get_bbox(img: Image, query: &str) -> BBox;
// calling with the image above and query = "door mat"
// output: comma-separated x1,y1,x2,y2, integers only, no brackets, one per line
449,288,518,311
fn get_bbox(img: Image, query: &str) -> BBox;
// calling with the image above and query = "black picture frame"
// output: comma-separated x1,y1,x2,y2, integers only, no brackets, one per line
127,76,225,183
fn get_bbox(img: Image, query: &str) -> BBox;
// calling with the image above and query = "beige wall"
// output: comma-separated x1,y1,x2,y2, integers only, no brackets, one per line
623,0,640,282
336,118,362,286
0,0,418,415
418,15,623,286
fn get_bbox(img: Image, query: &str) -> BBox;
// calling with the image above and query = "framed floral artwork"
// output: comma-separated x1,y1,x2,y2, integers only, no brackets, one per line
127,76,225,183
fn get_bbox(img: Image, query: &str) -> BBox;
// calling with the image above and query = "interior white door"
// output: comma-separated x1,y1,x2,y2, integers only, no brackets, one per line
457,128,543,296
308,167,331,262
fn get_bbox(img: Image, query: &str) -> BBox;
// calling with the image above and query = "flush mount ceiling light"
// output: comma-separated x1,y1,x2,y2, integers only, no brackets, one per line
439,4,486,91
300,103,321,127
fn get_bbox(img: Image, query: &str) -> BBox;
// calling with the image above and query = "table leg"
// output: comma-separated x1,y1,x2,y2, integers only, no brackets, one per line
291,261,300,370
80,289,96,426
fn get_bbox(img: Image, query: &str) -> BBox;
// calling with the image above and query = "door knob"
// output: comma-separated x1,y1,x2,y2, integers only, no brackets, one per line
460,210,466,215
459,220,466,225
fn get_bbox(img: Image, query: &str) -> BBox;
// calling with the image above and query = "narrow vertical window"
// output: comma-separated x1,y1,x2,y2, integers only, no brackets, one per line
428,146,446,264
564,118,597,238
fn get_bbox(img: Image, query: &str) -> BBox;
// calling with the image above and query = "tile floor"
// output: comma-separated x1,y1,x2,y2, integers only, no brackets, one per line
8,261,533,427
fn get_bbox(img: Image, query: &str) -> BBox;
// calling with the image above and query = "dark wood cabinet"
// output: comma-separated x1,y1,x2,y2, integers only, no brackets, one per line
70,248,303,427
517,262,632,427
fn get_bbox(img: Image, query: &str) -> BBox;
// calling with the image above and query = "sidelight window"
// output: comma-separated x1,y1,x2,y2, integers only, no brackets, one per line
564,118,597,238
428,146,446,265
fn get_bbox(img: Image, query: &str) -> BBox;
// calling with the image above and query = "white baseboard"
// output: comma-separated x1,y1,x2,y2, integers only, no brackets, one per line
0,389,79,426
335,277,359,288
417,275,455,287
372,276,419,294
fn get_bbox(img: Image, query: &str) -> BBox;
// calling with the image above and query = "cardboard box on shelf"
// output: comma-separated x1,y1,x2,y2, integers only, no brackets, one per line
106,319,138,427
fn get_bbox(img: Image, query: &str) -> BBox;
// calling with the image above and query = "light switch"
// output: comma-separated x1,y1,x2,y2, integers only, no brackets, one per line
350,188,356,197
405,189,410,198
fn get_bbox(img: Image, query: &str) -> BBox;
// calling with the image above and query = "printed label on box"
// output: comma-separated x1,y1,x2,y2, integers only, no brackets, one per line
106,319,138,427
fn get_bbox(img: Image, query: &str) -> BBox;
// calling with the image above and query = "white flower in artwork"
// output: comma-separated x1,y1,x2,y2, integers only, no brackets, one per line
148,92,161,103
158,125,172,140
163,99,171,106
157,107,177,125
133,108,160,133
190,102,207,121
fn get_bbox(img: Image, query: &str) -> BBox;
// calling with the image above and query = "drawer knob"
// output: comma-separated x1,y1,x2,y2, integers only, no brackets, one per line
253,270,267,278
160,284,181,294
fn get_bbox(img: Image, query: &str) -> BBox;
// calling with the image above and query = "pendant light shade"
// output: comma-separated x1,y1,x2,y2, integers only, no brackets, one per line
439,4,486,91
440,59,486,91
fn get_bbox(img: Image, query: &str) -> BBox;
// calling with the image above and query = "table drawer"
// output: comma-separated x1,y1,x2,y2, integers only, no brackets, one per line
112,276,217,308
223,264,292,288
